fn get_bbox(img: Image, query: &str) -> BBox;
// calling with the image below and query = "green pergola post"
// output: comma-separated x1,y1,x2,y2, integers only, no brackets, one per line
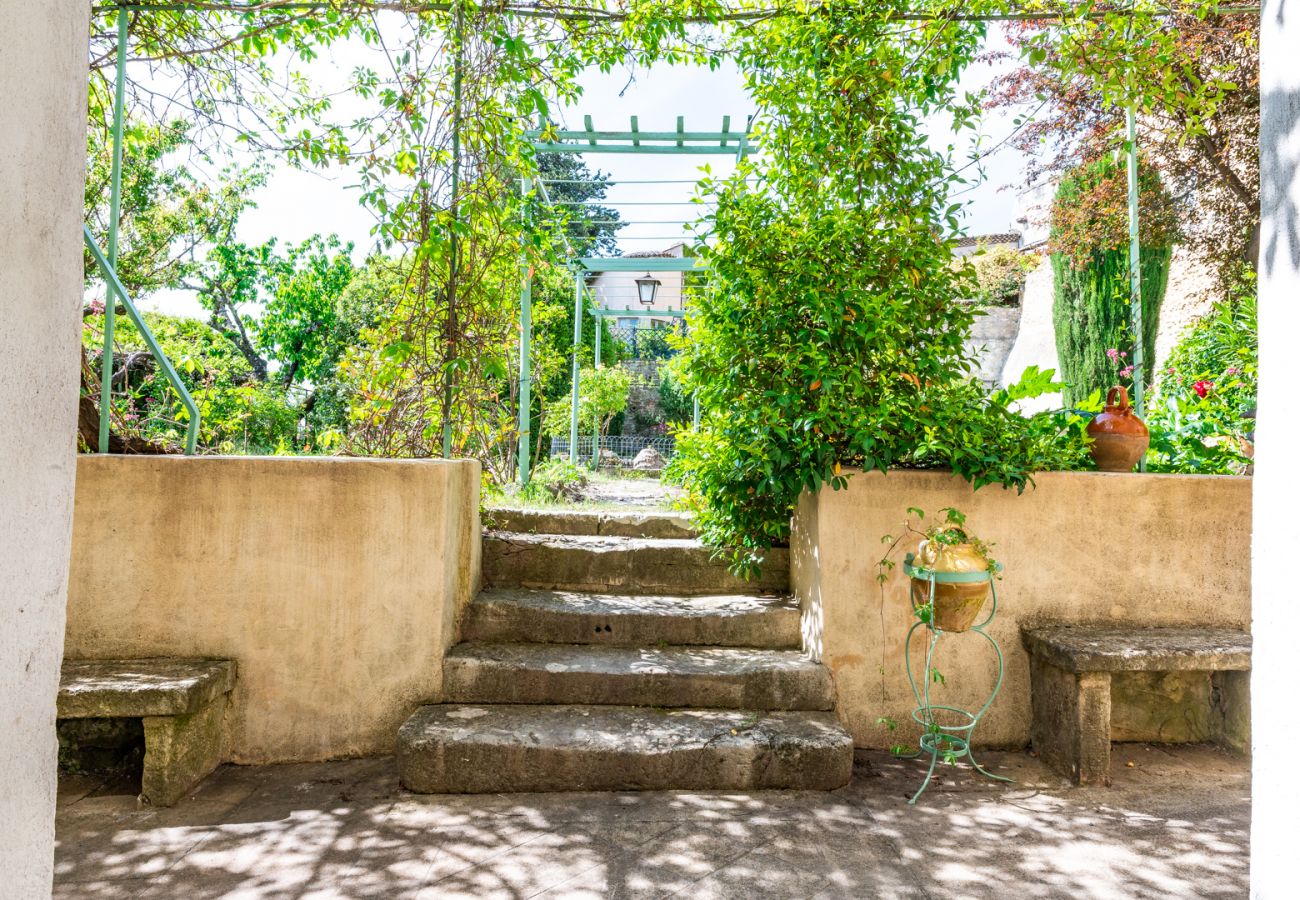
1125,101,1145,423
100,8,128,454
569,267,582,465
441,0,464,459
591,315,601,469
517,176,533,486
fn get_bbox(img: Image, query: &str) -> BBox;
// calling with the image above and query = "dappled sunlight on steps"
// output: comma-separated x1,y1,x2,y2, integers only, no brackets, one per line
398,508,849,793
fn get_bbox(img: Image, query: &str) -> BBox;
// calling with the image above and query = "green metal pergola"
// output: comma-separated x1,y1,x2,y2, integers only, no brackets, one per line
93,3,1230,471
516,115,755,485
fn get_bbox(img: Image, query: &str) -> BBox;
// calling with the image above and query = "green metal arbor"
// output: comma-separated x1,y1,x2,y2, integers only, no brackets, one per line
516,116,755,485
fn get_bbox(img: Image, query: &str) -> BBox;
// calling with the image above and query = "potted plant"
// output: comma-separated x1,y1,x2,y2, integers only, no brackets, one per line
880,507,1000,633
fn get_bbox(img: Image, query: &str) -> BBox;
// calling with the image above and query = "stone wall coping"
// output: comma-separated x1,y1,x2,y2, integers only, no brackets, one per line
82,454,473,467
1022,626,1252,674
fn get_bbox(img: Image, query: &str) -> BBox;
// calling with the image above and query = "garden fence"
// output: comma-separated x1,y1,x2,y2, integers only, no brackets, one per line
550,434,677,464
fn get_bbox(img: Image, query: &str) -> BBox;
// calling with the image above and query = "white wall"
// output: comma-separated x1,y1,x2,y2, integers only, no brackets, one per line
998,255,1062,411
0,1,90,896
1252,4,1300,897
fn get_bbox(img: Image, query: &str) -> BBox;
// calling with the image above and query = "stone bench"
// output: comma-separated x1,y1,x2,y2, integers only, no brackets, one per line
58,658,236,806
1022,626,1250,785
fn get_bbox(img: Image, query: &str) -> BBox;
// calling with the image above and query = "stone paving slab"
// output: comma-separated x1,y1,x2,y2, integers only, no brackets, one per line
462,589,800,648
55,744,1248,899
443,642,834,710
397,705,852,793
482,532,789,595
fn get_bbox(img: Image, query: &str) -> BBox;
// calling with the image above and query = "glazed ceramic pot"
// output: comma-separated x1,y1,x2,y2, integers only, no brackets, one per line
909,535,992,633
1087,385,1149,472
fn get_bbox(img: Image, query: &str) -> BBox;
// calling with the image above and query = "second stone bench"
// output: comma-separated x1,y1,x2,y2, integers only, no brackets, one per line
1022,625,1250,785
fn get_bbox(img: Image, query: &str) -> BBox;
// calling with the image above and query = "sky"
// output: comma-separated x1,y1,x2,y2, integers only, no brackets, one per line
141,27,1033,318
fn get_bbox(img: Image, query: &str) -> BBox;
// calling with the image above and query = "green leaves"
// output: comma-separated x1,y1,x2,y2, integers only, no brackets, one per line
666,3,1077,576
1146,271,1257,474
381,341,414,364
543,366,633,440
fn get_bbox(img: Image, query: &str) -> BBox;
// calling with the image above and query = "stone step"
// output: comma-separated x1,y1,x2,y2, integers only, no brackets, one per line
443,642,834,710
397,704,853,793
485,507,697,540
483,531,789,595
462,589,801,648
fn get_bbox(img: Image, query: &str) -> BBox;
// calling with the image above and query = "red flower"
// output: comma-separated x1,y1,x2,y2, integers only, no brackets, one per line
1193,380,1213,398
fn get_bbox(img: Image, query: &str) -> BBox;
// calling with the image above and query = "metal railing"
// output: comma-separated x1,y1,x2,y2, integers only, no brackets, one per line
84,225,200,454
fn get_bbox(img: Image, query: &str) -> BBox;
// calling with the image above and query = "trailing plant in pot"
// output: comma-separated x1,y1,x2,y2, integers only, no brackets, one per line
879,507,1000,634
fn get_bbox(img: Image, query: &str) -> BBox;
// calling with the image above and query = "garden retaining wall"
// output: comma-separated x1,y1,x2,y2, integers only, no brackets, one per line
791,469,1251,748
65,455,481,764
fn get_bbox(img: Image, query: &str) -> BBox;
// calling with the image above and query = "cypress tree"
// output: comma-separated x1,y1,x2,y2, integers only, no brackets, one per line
1049,156,1178,405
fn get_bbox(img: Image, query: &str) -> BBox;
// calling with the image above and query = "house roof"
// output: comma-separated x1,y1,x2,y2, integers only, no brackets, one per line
954,232,1021,248
624,242,689,259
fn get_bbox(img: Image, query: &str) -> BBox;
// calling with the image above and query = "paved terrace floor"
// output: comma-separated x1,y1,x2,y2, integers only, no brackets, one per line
55,744,1248,899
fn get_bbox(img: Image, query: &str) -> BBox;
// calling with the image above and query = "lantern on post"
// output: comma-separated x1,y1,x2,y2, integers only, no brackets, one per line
635,273,661,306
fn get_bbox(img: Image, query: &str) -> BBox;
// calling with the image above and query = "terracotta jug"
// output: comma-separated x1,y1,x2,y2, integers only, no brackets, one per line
1087,385,1149,472
909,533,992,633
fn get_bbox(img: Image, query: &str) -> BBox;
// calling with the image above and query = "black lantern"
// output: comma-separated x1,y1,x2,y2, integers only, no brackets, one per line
635,273,661,306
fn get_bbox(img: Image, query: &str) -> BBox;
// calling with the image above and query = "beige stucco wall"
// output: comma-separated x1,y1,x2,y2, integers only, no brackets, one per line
792,469,1251,749
66,455,481,764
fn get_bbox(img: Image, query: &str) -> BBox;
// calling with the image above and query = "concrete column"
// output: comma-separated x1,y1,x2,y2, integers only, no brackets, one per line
1253,4,1300,898
0,2,90,895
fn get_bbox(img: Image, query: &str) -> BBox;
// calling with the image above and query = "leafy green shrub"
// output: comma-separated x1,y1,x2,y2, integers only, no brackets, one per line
1146,273,1257,473
542,366,632,440
631,327,674,360
657,367,694,428
519,458,589,505
1050,155,1178,404
670,186,1092,576
668,7,1097,576
84,310,300,454
970,244,1036,306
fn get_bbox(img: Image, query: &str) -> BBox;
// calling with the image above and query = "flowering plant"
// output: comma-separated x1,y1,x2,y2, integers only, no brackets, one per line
1145,274,1256,474
1104,347,1136,383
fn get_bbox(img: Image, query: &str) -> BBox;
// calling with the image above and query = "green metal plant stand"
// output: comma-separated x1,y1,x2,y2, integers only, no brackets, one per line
900,553,1014,804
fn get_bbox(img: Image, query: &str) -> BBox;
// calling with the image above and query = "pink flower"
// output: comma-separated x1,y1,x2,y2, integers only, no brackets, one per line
1193,380,1213,398
1106,348,1120,361
1225,366,1240,376
1119,365,1134,378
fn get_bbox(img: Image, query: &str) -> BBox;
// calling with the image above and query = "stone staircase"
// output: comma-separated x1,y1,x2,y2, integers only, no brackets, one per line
396,508,853,793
